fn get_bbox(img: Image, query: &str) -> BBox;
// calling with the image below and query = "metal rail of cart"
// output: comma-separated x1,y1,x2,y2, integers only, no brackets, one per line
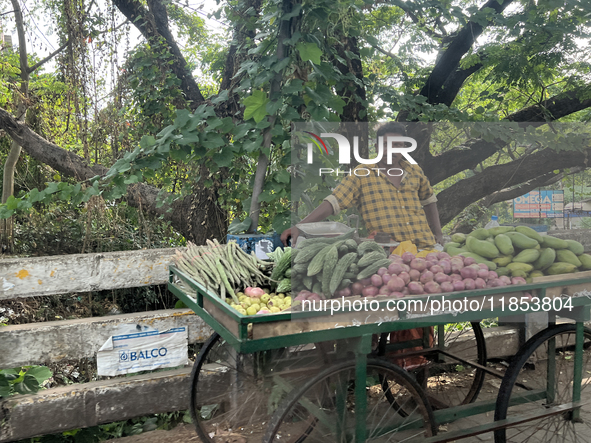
169,265,591,443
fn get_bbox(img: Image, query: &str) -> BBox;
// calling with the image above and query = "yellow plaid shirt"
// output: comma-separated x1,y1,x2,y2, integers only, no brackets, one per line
324,161,438,248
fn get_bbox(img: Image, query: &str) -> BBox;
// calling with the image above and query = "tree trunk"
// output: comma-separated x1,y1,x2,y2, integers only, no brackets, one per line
247,0,296,233
1,0,29,253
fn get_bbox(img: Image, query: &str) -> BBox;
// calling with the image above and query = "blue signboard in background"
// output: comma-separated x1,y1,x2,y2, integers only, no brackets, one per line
513,190,564,218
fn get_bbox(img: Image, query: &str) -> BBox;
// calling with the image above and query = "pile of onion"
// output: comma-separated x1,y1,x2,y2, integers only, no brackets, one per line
344,251,526,298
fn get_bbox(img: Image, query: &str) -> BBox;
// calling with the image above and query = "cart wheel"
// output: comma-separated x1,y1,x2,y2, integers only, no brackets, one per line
379,321,486,411
494,324,591,443
263,358,437,443
190,333,329,443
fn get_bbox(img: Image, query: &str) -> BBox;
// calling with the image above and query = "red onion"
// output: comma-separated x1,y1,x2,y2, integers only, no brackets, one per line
401,264,411,273
426,253,439,261
499,276,511,285
399,271,410,285
377,267,388,276
434,272,450,284
439,260,452,274
474,278,486,289
401,287,410,295
407,282,424,294
488,271,498,280
388,262,403,275
511,277,526,285
426,259,438,269
463,257,476,266
401,252,415,263
409,269,421,281
360,278,372,286
381,274,392,284
437,252,451,260
420,271,434,284
351,282,364,295
410,258,427,272
387,276,405,292
390,291,405,298
371,274,383,287
245,287,265,297
440,281,455,293
424,281,442,294
453,280,465,291
362,286,379,297
478,263,489,270
477,268,489,279
430,265,443,274
460,267,478,279
378,285,390,296
450,273,463,282
451,262,463,274
463,278,475,290
337,288,351,297
486,278,506,288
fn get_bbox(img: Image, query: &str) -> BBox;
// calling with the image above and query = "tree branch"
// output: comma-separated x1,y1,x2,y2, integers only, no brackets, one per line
0,106,192,232
506,87,591,122
422,86,591,185
432,63,483,107
112,0,205,108
419,0,514,105
482,167,582,207
436,146,591,226
28,40,69,74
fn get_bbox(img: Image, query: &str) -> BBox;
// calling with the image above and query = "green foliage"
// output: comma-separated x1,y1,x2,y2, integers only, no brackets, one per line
26,410,192,442
11,200,184,257
2,0,591,241
0,366,53,398
126,42,187,136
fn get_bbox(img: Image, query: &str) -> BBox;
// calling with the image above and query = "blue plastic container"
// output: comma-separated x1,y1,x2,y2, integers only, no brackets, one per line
226,232,283,259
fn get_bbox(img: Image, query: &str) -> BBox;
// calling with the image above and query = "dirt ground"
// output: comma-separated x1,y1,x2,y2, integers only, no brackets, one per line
104,424,201,443
104,357,591,443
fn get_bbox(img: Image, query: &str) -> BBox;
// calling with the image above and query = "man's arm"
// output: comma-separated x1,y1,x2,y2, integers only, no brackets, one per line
280,201,334,246
423,202,444,245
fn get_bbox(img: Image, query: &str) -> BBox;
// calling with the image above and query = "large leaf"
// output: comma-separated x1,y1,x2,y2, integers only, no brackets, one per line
212,147,234,167
274,170,291,184
0,374,11,398
228,217,252,234
296,42,322,64
243,90,269,123
12,373,41,395
26,366,53,384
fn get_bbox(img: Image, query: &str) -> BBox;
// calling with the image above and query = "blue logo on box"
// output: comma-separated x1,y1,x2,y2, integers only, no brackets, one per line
119,348,167,362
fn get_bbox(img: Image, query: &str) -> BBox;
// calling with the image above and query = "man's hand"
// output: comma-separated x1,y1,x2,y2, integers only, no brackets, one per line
281,227,300,246
281,201,335,247
435,233,444,246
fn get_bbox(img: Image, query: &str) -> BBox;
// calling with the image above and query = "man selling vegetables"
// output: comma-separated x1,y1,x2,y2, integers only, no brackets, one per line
281,122,444,249
281,122,443,367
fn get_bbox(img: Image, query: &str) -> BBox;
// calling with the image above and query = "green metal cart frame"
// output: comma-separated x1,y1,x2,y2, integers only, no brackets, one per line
169,265,591,442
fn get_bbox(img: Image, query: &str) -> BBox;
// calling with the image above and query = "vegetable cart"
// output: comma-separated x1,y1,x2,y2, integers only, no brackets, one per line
169,264,591,442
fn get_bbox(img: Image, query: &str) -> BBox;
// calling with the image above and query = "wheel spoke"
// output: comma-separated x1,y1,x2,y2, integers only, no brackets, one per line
494,324,591,442
191,333,329,443
263,359,436,443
